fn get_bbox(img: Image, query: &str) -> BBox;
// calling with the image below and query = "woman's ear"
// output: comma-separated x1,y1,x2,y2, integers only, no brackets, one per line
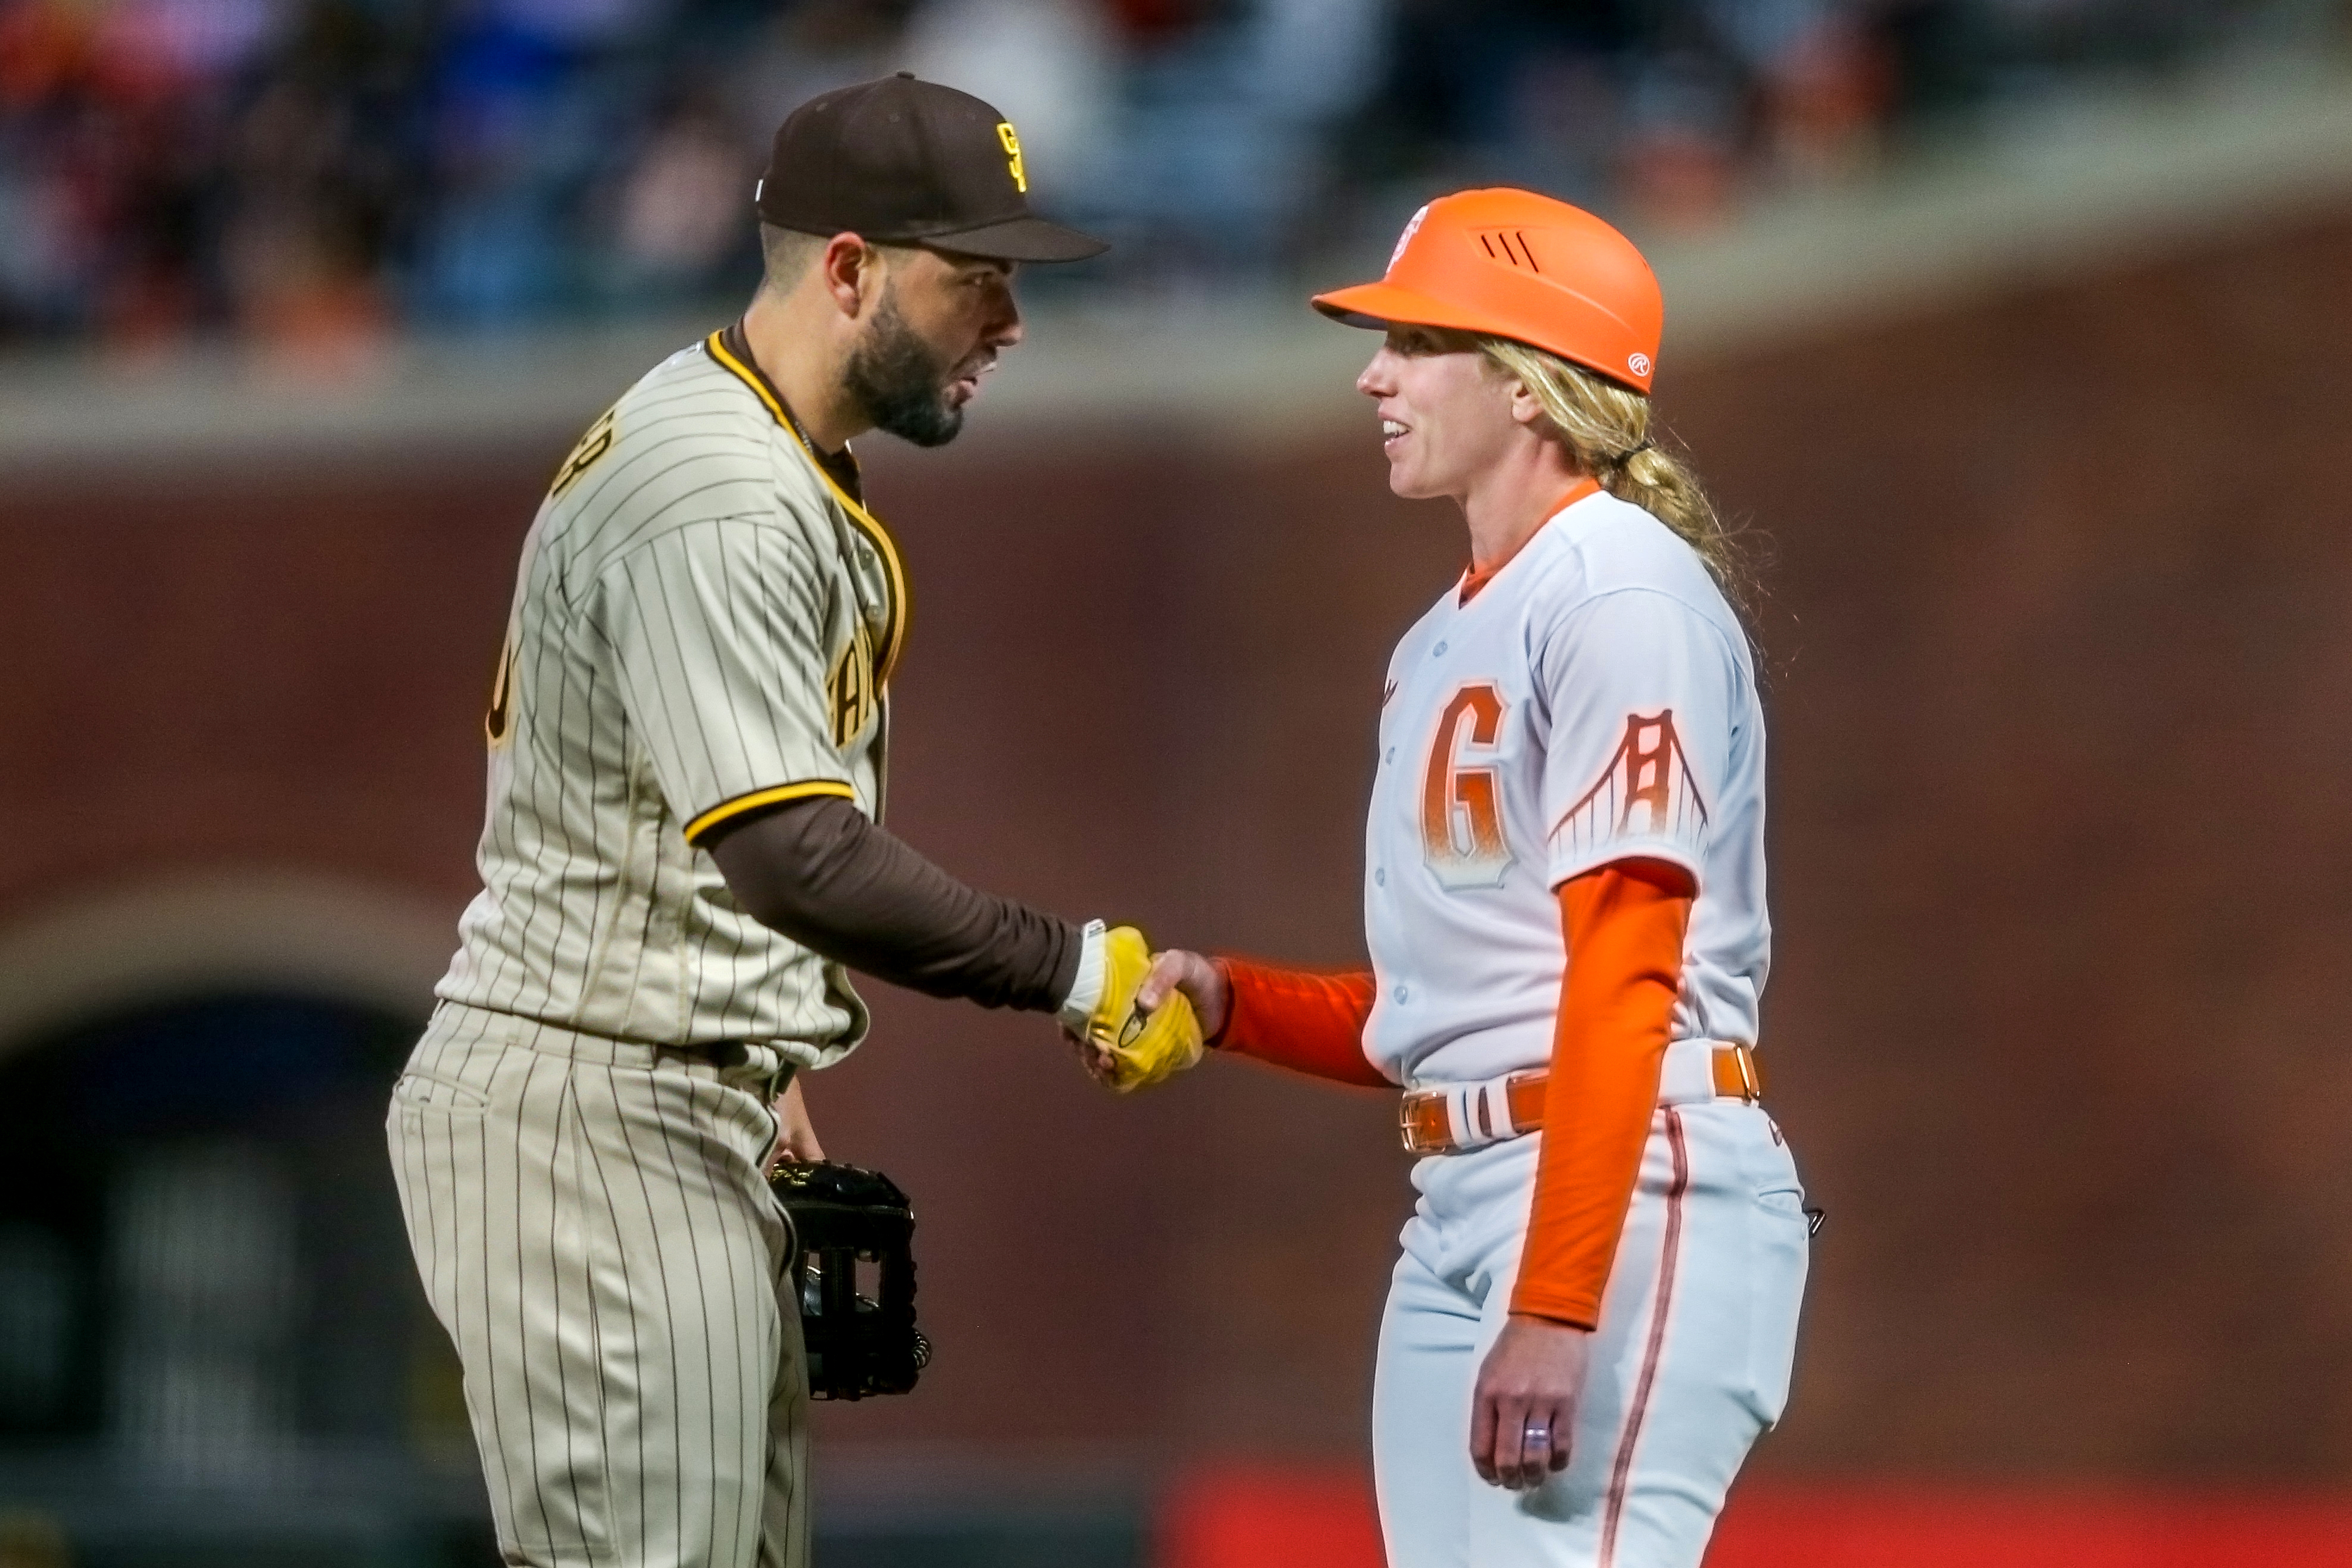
1507,376,1549,428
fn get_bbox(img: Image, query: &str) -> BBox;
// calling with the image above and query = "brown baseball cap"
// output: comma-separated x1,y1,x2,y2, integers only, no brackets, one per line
755,73,1107,263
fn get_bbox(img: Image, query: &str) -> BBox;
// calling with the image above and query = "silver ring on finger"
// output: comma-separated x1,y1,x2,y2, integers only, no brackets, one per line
1522,1422,1549,1448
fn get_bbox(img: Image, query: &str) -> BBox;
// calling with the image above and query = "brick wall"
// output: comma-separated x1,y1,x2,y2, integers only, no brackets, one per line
5,208,2350,1480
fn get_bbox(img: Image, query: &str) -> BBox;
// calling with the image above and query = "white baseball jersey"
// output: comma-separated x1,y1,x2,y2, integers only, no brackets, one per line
1363,486,1767,1089
435,330,905,1067
1361,488,1804,1568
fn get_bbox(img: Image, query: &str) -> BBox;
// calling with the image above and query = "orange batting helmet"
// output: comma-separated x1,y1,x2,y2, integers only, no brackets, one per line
1312,189,1663,395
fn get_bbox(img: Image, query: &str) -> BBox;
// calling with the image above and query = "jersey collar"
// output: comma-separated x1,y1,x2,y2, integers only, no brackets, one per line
1458,476,1602,606
712,320,864,502
706,322,912,685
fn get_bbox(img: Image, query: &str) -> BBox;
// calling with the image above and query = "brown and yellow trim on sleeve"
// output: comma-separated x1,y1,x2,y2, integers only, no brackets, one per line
684,779,858,845
703,329,911,686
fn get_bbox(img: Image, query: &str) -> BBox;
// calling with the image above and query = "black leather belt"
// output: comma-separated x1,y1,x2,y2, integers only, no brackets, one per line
660,1040,756,1068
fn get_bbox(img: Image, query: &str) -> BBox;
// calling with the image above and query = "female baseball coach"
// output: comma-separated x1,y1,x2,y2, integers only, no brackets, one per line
1100,189,1810,1567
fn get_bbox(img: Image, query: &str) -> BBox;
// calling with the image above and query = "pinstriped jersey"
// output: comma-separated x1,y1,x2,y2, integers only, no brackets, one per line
435,331,907,1067
1362,487,1767,1088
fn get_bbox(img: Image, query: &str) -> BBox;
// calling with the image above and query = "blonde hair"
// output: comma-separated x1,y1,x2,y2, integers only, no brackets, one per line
1473,335,1748,605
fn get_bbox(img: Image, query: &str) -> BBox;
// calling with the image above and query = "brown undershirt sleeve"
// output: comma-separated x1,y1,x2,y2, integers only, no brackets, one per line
704,796,1080,1012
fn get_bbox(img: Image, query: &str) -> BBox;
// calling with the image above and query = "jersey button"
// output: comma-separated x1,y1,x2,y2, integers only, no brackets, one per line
1393,984,1410,1003
1433,641,1448,657
1384,747,1396,765
1374,868,1387,887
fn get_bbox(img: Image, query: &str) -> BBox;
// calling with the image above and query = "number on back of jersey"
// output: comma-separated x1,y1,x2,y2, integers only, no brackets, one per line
485,636,518,746
548,407,616,501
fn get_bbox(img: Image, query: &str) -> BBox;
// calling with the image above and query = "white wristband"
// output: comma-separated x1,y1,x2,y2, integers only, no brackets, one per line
1057,919,1107,1034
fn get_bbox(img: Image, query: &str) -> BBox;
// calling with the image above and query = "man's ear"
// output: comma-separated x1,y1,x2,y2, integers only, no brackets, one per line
819,233,880,321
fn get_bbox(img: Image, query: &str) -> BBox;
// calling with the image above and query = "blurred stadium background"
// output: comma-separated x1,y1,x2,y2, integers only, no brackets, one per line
7,0,2352,1564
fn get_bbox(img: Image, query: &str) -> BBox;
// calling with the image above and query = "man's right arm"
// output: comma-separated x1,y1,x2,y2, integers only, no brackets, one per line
590,518,1106,1027
707,796,1083,1015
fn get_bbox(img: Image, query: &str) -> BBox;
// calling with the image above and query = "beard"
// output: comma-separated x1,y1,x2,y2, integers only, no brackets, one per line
843,287,965,448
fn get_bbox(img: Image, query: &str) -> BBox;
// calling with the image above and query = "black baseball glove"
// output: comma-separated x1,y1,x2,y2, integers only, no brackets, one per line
770,1161,931,1400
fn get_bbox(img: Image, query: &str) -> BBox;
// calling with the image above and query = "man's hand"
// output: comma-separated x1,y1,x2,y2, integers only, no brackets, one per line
1068,929,1202,1092
768,1075,825,1173
1470,1315,1590,1490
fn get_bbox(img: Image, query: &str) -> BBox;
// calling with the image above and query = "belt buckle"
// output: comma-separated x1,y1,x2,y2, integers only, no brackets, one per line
1709,1042,1763,1103
1398,1091,1451,1155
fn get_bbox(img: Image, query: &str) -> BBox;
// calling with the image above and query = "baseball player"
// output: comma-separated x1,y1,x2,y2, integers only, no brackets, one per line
1100,190,1809,1566
386,74,1194,1568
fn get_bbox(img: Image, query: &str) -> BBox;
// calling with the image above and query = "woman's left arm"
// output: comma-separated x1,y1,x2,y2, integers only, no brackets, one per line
1466,864,1693,1490
1483,587,1741,1488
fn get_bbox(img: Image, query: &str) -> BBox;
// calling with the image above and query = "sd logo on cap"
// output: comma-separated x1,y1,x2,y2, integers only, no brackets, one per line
757,72,1105,264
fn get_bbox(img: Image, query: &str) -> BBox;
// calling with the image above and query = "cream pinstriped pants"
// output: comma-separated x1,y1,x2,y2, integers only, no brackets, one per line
387,1003,810,1568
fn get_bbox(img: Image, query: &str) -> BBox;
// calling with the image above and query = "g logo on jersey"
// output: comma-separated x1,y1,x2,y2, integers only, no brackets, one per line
827,619,878,748
1421,681,1514,890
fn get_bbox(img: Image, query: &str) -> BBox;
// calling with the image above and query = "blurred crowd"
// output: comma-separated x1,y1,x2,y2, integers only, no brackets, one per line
0,0,2339,353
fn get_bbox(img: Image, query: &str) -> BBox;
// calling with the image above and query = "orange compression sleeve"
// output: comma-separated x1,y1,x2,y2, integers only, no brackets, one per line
1212,958,1393,1088
1510,860,1695,1329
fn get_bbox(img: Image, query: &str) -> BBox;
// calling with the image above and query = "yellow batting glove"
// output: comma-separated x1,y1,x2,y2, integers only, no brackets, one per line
1085,926,1204,1093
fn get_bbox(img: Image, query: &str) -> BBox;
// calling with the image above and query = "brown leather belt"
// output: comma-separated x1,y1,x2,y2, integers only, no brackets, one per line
1399,1043,1765,1156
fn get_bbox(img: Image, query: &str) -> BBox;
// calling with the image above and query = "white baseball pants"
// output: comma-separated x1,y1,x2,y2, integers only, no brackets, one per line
1372,1100,1808,1568
386,1003,810,1568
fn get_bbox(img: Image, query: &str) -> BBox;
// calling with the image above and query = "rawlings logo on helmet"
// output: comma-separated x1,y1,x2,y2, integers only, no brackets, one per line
1628,352,1652,377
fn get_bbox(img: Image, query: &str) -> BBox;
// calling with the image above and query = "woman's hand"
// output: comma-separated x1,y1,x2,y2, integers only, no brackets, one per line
1070,948,1228,1087
1470,1315,1590,1489
1137,949,1228,1039
767,1075,825,1172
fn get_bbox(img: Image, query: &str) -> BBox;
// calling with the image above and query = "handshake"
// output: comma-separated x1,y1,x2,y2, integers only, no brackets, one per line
1063,926,1224,1094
